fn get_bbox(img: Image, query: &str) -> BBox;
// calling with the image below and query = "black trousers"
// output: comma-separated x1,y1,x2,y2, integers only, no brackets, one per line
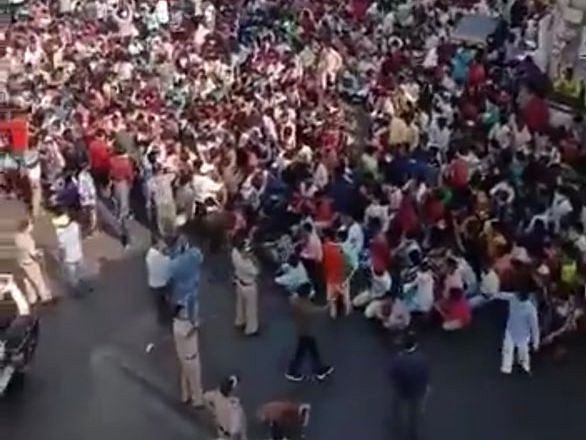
392,394,425,440
150,286,171,325
288,335,324,375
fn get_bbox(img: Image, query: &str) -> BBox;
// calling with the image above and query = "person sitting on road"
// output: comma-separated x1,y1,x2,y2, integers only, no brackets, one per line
435,287,472,331
352,266,392,319
275,253,311,296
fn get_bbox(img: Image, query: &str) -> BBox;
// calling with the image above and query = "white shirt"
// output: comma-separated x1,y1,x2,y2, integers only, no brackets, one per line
56,222,83,263
262,115,278,142
346,222,364,256
480,269,500,296
371,271,392,298
313,163,329,190
146,247,171,288
575,234,586,255
194,23,211,49
427,120,450,151
489,123,512,149
155,0,170,25
414,270,434,312
192,173,223,203
28,162,41,182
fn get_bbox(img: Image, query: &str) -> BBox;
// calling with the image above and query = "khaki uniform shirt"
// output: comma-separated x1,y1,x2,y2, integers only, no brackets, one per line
231,249,258,285
173,318,199,360
204,389,247,439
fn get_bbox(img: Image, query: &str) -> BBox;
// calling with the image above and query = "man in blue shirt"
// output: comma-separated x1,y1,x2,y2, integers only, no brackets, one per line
389,333,430,440
169,240,204,324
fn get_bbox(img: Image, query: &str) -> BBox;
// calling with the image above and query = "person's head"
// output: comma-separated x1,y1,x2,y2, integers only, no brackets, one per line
219,375,239,397
296,282,313,298
17,218,33,234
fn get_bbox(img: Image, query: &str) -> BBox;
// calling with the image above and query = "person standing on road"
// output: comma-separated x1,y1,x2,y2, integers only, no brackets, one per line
168,239,203,324
150,163,177,237
285,283,334,382
231,234,259,336
389,333,430,440
497,290,540,375
53,211,85,295
204,375,248,440
23,145,42,218
109,144,135,221
77,163,98,237
172,303,204,408
13,218,53,305
145,237,171,324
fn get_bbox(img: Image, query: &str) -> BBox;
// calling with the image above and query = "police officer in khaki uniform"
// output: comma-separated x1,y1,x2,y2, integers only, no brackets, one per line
13,218,53,305
204,375,247,440
231,234,259,336
172,304,203,407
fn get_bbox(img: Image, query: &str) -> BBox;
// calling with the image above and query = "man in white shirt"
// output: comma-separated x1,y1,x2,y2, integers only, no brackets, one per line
427,116,451,152
404,261,435,313
192,163,224,206
342,214,364,263
146,239,171,323
54,213,85,295
352,267,392,319
150,165,177,236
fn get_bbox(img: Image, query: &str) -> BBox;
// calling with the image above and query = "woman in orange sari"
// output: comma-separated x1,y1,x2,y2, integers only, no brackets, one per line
322,228,351,319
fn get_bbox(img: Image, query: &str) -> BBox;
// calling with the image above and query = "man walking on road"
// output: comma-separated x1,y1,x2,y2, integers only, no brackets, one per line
14,218,53,305
286,283,334,382
145,237,171,324
231,234,259,336
53,211,86,295
172,303,204,408
389,333,430,440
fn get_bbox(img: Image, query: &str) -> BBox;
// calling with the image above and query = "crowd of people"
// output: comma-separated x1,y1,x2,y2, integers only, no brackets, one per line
3,0,586,437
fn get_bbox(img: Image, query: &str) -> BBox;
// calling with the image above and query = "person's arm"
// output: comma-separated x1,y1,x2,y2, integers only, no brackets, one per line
493,291,516,301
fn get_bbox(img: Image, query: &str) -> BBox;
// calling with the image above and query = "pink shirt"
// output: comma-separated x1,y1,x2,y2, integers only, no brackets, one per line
301,233,323,262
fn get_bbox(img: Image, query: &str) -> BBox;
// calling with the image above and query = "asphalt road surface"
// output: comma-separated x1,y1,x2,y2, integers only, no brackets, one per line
2,215,586,440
